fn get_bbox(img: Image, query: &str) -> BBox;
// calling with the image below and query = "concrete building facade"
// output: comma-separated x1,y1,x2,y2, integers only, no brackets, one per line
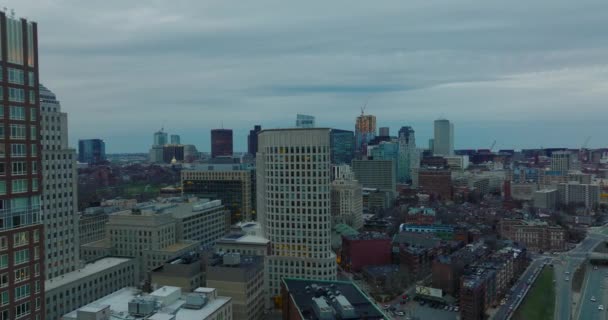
433,119,454,156
44,257,138,320
207,254,265,320
330,176,363,230
257,128,337,299
40,84,80,279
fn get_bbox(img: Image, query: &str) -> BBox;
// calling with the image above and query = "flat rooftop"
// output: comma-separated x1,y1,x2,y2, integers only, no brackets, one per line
282,278,386,320
159,241,198,253
62,286,231,320
216,233,269,245
46,257,133,292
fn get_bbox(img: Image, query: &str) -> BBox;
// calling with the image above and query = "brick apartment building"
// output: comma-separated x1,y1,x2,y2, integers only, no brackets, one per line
418,168,453,201
498,218,566,251
341,232,392,272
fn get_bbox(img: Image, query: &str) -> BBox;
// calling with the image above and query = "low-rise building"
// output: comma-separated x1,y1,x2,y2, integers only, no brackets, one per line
533,189,558,209
340,232,392,272
498,219,566,251
281,278,386,320
62,286,233,320
405,207,436,225
45,257,138,320
432,242,488,295
206,253,265,320
151,252,206,293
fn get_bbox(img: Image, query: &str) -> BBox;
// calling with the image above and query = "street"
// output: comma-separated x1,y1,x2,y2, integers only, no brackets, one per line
492,257,549,320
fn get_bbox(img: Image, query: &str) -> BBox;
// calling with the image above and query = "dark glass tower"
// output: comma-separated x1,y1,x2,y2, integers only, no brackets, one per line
247,125,261,155
330,129,355,165
211,129,233,158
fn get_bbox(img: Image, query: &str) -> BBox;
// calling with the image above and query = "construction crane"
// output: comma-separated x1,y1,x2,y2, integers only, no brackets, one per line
490,140,496,152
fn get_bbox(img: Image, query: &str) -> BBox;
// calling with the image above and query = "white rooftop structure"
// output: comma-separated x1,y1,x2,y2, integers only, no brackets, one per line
62,286,232,320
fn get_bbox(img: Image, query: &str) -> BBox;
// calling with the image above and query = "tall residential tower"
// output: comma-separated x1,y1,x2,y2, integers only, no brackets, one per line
0,12,46,319
257,128,336,299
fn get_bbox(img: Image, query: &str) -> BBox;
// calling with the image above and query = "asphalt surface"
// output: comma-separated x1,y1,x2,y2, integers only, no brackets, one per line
492,257,549,320
576,265,608,320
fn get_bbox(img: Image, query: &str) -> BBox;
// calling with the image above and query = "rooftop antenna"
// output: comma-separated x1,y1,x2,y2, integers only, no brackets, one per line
10,9,14,18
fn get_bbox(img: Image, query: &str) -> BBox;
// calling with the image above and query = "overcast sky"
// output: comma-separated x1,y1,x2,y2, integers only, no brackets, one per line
9,0,608,153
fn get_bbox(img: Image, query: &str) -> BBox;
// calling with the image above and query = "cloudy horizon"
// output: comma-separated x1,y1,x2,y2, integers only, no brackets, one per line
9,0,608,153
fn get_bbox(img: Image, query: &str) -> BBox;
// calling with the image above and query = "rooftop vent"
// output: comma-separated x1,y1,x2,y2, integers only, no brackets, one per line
183,293,207,310
128,297,156,317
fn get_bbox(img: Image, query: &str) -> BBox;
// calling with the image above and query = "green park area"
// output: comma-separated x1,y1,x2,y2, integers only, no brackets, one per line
122,183,163,197
513,268,555,320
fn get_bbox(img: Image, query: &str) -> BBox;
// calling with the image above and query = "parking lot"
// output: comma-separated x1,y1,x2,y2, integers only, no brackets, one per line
381,299,459,320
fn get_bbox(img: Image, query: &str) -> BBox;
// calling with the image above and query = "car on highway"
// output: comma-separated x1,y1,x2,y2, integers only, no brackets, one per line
565,277,570,281
383,305,390,310
565,271,571,274
599,305,604,311
595,266,599,270
395,311,405,316
591,296,597,302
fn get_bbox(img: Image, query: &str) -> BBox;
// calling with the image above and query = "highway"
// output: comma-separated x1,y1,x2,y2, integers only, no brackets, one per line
576,265,608,320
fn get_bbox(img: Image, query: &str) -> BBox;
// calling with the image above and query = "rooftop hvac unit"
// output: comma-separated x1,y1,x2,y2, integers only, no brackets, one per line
128,297,156,317
183,293,208,309
223,252,241,266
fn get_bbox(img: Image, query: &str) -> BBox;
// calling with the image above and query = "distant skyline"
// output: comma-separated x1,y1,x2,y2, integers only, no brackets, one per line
8,1,608,152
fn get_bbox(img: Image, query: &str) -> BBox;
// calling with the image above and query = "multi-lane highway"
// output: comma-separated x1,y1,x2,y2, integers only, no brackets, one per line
576,265,608,320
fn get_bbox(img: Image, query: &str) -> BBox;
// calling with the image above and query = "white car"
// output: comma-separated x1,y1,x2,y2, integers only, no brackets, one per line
599,305,604,311
565,271,571,274
592,296,597,302
565,277,570,281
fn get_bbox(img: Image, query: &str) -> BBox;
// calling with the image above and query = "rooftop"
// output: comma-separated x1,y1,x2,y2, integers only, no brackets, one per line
62,286,231,320
282,278,386,320
216,233,269,245
46,257,133,292
343,231,389,241
408,207,436,216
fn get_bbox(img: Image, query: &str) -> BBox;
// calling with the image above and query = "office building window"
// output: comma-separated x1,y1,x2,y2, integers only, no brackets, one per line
28,72,35,87
30,108,36,121
0,182,5,196
0,255,7,269
30,127,36,141
0,291,7,306
11,162,26,176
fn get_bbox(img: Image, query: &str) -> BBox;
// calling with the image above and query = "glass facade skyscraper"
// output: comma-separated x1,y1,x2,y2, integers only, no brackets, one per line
78,139,106,164
329,129,354,165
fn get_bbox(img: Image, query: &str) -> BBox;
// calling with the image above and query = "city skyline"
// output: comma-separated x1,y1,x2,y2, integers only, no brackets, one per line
5,1,608,153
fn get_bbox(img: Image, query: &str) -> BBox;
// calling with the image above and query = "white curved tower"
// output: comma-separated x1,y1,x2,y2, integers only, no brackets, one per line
257,128,337,299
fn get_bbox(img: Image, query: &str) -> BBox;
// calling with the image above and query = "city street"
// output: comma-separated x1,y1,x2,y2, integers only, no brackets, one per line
492,257,549,320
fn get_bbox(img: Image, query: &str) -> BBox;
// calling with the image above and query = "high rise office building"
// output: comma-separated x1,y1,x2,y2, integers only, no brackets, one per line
0,12,46,319
154,129,168,146
78,139,105,164
397,126,418,183
379,127,390,137
329,129,355,165
433,119,454,156
295,114,315,128
170,134,180,145
40,85,80,279
551,151,571,173
257,128,336,299
211,129,233,158
355,112,376,155
248,125,262,155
